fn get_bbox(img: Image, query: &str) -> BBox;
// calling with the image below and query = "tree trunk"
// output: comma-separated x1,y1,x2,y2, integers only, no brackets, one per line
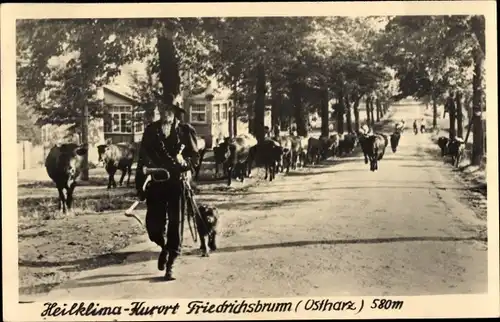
320,87,329,137
80,103,89,181
344,94,353,133
471,47,485,165
447,95,456,139
336,91,345,134
375,98,381,122
432,92,438,129
157,34,181,105
353,95,361,133
291,81,308,137
247,101,254,135
369,97,375,126
233,103,238,136
271,80,281,131
365,96,371,125
455,91,463,138
254,63,266,142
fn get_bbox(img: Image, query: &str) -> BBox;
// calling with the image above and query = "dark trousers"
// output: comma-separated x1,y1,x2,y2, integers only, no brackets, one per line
145,181,183,255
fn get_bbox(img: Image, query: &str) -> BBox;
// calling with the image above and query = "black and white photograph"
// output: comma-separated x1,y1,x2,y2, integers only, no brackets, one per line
2,1,499,320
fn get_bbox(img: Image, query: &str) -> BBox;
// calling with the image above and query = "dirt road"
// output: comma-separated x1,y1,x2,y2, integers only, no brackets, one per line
45,103,487,300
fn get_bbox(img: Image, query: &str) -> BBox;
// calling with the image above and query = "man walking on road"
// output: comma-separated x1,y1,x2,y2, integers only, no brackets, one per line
135,96,200,281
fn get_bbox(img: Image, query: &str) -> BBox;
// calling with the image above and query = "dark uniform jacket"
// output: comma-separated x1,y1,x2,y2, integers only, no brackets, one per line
135,119,199,198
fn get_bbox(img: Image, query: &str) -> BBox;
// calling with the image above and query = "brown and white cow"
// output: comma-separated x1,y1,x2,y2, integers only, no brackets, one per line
97,142,135,189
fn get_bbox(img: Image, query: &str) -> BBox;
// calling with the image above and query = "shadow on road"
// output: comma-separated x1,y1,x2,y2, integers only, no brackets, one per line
55,234,487,290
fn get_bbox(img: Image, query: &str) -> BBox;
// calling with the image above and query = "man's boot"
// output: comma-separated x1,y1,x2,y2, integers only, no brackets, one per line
157,247,168,271
164,251,178,281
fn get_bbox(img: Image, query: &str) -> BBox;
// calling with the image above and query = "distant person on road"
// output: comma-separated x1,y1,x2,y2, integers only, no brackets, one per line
395,120,405,133
420,118,426,133
413,119,418,135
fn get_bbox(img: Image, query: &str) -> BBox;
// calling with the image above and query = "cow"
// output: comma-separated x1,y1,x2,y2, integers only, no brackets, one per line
290,135,309,169
358,127,374,164
307,137,323,165
390,131,402,153
193,137,207,181
438,136,465,167
212,137,231,179
338,132,358,156
97,142,135,189
196,203,219,257
365,133,388,172
259,138,284,182
277,135,293,173
437,136,450,157
45,143,88,214
226,133,258,186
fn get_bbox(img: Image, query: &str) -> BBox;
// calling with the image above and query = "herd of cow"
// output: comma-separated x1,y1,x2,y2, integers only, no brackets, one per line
41,116,466,215
42,120,409,215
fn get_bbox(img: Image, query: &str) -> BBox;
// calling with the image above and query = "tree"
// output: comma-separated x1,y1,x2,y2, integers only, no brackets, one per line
378,15,485,165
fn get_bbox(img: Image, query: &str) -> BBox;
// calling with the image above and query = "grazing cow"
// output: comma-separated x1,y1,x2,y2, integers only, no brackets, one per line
45,143,88,214
390,131,402,153
196,204,219,257
277,135,293,173
193,137,207,181
437,136,450,157
226,133,258,186
260,138,284,182
97,142,135,189
366,133,388,172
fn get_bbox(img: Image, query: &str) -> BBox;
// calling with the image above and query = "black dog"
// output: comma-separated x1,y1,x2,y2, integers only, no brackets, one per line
196,204,219,257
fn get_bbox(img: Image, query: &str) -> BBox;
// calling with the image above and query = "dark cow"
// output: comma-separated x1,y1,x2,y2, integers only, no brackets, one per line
196,204,219,257
226,133,258,186
45,143,88,214
307,137,323,165
277,135,293,173
437,136,450,157
260,138,284,182
290,135,309,169
390,131,402,153
358,134,371,164
193,137,207,181
438,136,465,167
317,134,340,161
213,137,231,179
97,142,135,189
366,133,388,172
338,132,358,156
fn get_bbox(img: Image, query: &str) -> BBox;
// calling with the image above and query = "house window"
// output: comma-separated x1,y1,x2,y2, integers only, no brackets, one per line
104,105,133,133
134,111,145,133
213,104,220,122
222,103,228,120
190,103,207,123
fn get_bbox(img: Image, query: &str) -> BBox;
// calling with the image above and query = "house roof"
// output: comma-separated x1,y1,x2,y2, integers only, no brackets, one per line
103,86,138,103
